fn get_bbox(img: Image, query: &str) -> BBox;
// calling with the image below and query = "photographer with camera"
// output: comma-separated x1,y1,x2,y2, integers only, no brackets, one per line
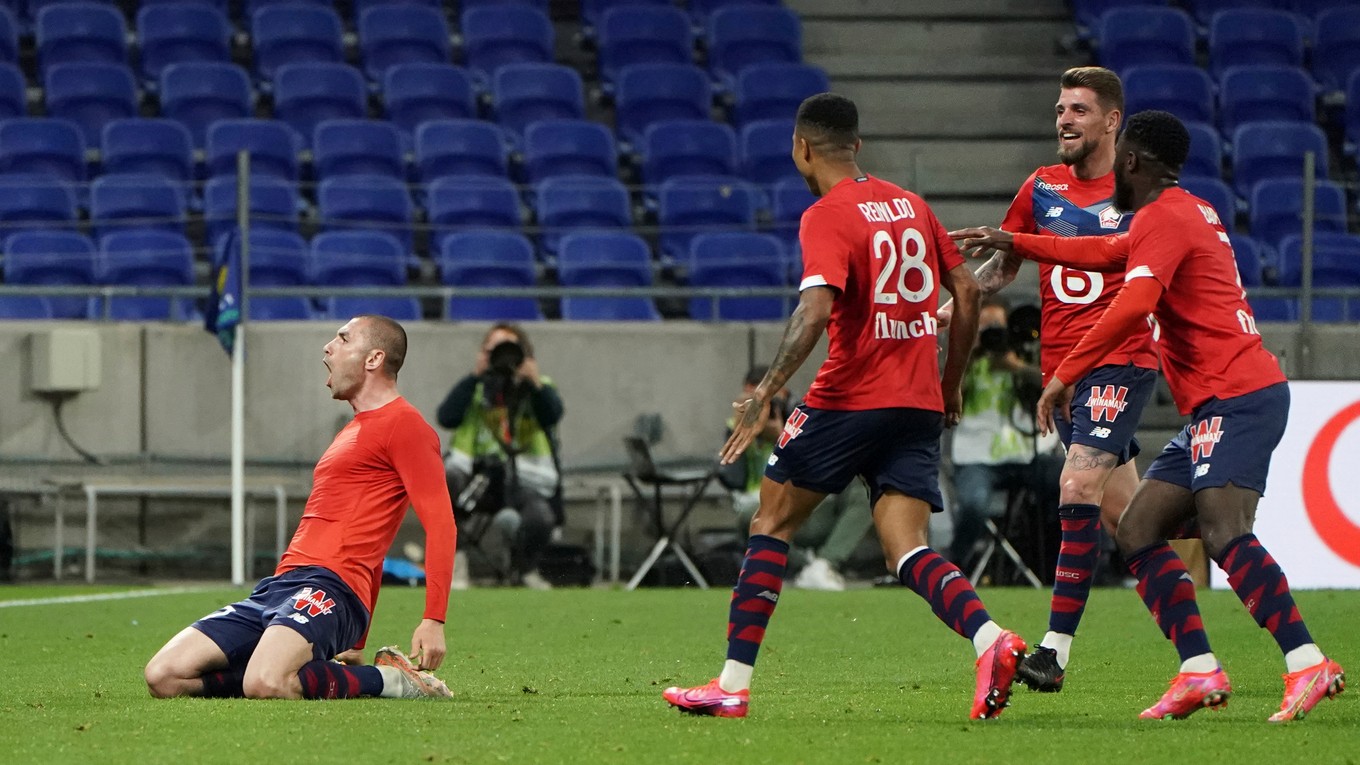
717,366,873,591
437,323,563,590
947,298,1045,566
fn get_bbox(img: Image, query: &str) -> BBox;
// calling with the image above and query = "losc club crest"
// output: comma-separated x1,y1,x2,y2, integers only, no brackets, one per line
1098,205,1123,230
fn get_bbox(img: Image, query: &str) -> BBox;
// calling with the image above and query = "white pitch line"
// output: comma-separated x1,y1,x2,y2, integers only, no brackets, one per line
0,586,227,609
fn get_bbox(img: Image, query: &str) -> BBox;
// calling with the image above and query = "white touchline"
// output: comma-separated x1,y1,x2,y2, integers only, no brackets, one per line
0,586,230,609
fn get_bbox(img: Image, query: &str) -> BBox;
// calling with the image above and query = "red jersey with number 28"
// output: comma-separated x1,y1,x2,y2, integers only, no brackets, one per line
1001,164,1158,384
799,175,964,412
1122,186,1285,413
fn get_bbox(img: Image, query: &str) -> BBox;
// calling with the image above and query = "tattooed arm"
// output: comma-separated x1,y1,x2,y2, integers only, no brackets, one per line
719,287,835,465
936,248,1024,327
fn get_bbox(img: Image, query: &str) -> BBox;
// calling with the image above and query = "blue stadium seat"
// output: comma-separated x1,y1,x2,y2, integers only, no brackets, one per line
28,0,118,19
558,231,660,321
614,63,709,145
1230,121,1329,197
740,118,796,186
416,120,508,180
0,63,24,119
1186,0,1284,26
1248,178,1347,251
706,5,802,84
1348,70,1360,157
35,3,128,76
582,0,672,30
687,0,783,23
206,119,302,181
312,119,405,181
534,175,631,258
1071,0,1170,31
324,295,421,321
522,119,618,182
136,3,232,82
1247,294,1296,322
100,119,194,186
203,174,300,245
244,0,333,19
596,5,692,85
350,0,440,20
159,62,253,148
770,175,815,249
1228,233,1264,287
272,62,367,148
95,230,195,320
0,176,78,239
318,174,413,251
384,64,478,137
214,228,309,288
1122,65,1215,125
1096,7,1195,73
461,5,554,82
1180,120,1224,180
425,175,521,251
1218,65,1316,134
640,119,737,186
3,230,96,318
44,62,138,145
0,119,86,184
0,295,55,319
492,63,585,141
247,296,314,320
1179,176,1237,233
439,230,543,321
1208,10,1304,80
1279,232,1360,287
459,0,548,10
687,232,787,320
251,4,344,81
1313,8,1360,92
733,63,829,127
89,174,187,240
358,4,451,81
657,175,758,262
0,8,17,65
143,0,230,13
312,230,407,287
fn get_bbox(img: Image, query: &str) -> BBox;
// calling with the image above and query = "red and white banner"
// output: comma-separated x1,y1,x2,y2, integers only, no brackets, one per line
1212,381,1360,589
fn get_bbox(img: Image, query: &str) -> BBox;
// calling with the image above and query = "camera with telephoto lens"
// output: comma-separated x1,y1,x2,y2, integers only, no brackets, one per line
481,339,528,407
978,325,1009,355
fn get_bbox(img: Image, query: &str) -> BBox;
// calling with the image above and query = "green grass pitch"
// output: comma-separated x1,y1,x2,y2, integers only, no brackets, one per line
0,584,1354,765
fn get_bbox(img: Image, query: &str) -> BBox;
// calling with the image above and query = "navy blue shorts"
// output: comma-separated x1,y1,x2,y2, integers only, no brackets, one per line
764,405,945,512
1052,363,1157,465
1143,382,1289,495
191,566,369,668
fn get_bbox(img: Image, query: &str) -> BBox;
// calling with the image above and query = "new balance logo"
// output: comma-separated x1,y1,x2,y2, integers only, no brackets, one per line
1045,206,1064,217
1190,417,1225,462
1195,463,1211,478
287,612,309,625
766,453,778,466
756,590,779,603
1086,385,1129,423
292,587,336,617
1089,426,1112,438
778,408,808,448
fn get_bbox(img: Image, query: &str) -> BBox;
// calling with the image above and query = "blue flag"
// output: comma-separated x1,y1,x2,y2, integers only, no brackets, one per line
205,231,242,354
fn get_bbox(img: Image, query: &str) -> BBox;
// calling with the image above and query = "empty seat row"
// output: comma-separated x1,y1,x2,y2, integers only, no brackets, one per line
1093,6,1360,90
1123,63,1320,133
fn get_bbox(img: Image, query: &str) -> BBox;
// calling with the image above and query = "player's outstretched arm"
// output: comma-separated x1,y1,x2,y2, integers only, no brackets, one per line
719,286,834,465
937,248,1024,328
1014,231,1129,273
938,263,980,428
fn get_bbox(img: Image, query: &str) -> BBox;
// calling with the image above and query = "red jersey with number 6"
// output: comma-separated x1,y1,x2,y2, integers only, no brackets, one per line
1122,186,1285,413
798,175,964,412
1001,164,1158,384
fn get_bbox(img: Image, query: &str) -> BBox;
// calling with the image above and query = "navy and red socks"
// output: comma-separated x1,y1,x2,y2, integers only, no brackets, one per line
200,669,245,698
1049,504,1101,637
725,534,790,668
1216,534,1314,656
297,661,384,699
1126,542,1213,663
898,547,992,642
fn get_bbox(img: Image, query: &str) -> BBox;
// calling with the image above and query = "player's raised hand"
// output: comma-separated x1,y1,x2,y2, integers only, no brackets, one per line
1035,376,1074,437
948,226,1015,259
720,395,772,465
409,618,447,671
